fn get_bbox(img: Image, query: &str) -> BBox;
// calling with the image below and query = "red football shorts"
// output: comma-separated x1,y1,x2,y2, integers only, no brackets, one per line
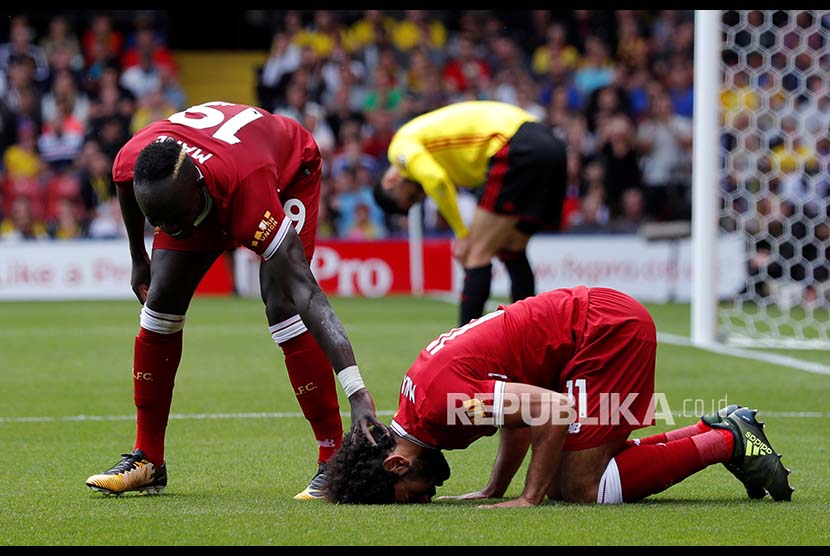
559,287,657,451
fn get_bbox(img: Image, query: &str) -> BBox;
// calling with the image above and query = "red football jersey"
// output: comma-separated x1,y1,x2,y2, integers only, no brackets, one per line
112,101,320,259
391,286,591,450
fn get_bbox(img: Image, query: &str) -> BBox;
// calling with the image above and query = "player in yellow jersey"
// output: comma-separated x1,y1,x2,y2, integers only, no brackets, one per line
373,101,567,326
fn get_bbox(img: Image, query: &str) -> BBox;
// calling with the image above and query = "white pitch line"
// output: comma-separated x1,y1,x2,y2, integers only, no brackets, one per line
0,408,827,424
658,332,830,375
0,410,396,424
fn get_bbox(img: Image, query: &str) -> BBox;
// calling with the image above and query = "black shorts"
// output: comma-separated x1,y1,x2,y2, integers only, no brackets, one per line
477,121,567,235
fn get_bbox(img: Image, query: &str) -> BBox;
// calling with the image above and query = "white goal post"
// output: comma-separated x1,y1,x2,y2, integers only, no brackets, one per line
692,9,830,349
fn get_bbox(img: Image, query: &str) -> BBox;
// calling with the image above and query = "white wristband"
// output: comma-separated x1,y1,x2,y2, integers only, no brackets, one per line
337,365,365,398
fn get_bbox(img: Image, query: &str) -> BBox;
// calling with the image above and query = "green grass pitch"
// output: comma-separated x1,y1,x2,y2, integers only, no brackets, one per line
1,295,828,545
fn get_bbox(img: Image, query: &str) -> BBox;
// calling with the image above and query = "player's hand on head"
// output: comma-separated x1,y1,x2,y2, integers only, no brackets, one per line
347,388,390,446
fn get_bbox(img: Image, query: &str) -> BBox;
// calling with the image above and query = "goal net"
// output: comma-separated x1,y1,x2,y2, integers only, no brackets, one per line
715,10,830,348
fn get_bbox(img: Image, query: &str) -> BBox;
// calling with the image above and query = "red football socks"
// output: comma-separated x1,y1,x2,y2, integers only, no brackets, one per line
614,429,734,502
628,420,712,447
280,331,343,464
133,327,182,466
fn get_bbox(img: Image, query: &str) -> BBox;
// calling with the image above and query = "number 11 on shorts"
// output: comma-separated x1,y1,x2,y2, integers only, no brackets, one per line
565,378,587,418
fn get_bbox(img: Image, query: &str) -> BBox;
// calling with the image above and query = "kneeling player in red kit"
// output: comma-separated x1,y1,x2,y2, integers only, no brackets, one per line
324,286,794,505
85,101,387,500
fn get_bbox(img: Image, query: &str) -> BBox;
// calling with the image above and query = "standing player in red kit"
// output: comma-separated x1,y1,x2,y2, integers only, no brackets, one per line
324,286,794,505
84,101,387,499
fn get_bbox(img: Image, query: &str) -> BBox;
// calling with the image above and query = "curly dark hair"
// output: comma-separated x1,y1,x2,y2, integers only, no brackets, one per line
324,427,399,504
134,138,184,185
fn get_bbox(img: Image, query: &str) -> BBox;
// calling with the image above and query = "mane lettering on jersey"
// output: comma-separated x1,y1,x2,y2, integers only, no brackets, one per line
155,135,213,164
401,376,417,404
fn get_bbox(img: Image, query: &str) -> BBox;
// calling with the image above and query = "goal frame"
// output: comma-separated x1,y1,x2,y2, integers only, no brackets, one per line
691,9,830,349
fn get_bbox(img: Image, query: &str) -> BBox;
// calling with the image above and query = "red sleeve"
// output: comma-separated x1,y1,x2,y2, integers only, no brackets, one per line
227,166,291,260
112,143,136,185
426,372,499,425
419,372,501,449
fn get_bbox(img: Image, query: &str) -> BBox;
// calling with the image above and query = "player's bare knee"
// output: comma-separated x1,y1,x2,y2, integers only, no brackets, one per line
559,479,599,504
464,242,500,268
144,288,190,316
546,482,563,501
263,292,296,325
503,230,530,253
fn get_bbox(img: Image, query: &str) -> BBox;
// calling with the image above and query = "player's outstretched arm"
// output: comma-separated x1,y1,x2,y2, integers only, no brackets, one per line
263,227,389,444
479,383,573,508
436,427,530,502
116,185,151,304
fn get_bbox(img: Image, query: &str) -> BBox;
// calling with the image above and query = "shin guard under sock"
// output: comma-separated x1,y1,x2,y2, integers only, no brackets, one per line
611,429,733,502
133,327,182,466
276,326,343,464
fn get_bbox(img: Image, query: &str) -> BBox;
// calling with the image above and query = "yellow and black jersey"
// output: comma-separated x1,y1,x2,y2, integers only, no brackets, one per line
387,101,538,238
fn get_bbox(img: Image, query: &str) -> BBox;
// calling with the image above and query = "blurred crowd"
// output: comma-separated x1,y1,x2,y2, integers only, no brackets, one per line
0,11,185,241
0,9,827,265
257,9,702,240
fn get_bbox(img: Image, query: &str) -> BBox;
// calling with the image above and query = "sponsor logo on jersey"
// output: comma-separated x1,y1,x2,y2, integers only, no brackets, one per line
251,210,279,248
462,397,487,421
